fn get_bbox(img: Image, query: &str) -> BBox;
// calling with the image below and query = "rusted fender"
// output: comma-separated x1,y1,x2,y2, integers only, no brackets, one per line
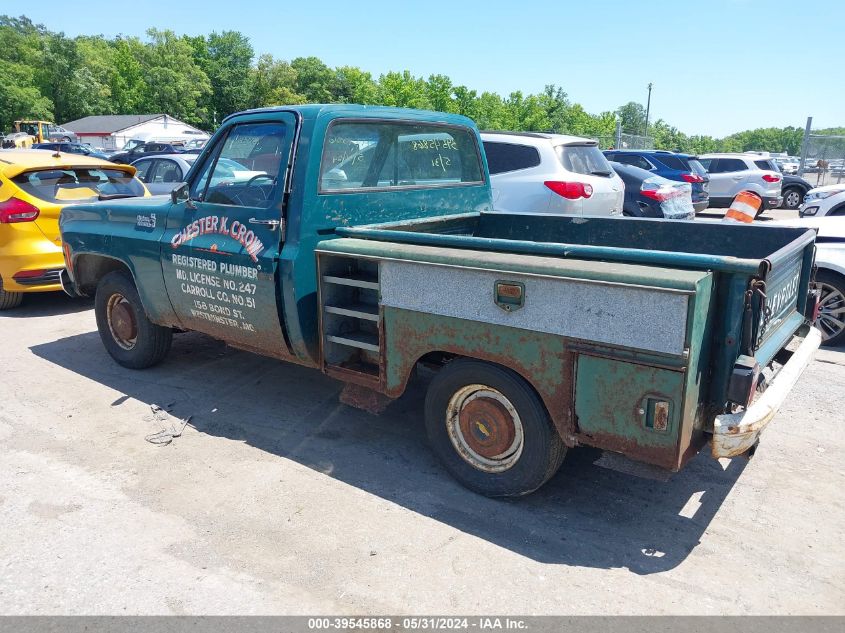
711,327,821,458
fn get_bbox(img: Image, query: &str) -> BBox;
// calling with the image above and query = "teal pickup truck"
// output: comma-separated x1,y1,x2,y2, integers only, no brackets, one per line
59,105,822,497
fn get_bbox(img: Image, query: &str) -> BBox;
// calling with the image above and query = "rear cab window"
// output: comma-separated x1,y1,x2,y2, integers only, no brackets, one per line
483,141,541,175
556,144,614,176
12,167,145,203
319,120,484,192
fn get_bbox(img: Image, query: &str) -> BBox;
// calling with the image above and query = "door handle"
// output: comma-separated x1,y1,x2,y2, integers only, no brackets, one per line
249,218,280,229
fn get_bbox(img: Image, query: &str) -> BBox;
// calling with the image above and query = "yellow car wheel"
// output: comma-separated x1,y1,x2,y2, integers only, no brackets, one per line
0,277,24,310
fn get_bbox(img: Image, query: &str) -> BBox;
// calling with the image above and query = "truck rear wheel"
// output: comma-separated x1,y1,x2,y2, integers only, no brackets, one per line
0,277,23,310
424,359,566,497
95,271,172,368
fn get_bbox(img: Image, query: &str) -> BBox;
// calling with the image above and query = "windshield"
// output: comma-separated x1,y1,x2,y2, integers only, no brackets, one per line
121,139,145,151
556,144,613,176
12,167,145,204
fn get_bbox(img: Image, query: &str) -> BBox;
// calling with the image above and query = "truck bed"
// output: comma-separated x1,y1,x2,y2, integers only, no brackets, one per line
333,212,817,416
335,212,815,276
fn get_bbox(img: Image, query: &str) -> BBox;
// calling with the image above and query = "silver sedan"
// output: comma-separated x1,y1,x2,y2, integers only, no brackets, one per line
131,154,198,195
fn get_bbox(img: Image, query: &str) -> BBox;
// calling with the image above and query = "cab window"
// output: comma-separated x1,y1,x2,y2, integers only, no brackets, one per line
319,120,484,192
191,121,287,208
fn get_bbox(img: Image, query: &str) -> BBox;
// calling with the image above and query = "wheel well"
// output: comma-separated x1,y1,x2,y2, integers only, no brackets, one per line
412,351,567,440
73,255,132,296
829,202,845,217
817,267,845,285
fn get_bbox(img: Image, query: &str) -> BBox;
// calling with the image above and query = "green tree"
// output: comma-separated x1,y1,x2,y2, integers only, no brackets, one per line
616,101,647,135
425,74,455,113
200,31,254,127
141,29,211,126
377,71,430,109
251,54,304,107
0,59,53,129
335,65,378,104
109,37,147,114
291,56,338,102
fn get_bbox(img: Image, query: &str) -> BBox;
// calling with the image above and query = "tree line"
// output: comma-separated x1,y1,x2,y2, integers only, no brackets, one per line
1,15,840,155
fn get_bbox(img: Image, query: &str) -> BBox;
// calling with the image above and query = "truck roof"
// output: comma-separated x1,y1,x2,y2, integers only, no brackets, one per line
223,104,479,128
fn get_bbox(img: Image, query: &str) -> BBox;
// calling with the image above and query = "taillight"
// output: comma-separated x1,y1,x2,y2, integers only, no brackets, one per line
640,182,672,202
681,173,705,183
0,198,40,223
762,174,781,183
13,269,47,281
545,181,593,199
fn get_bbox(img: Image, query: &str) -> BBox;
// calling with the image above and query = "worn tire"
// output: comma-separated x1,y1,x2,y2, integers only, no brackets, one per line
813,270,845,347
424,359,566,497
95,271,172,368
781,187,803,210
0,277,23,310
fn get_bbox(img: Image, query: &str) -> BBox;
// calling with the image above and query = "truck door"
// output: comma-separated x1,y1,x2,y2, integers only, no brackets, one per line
161,115,296,358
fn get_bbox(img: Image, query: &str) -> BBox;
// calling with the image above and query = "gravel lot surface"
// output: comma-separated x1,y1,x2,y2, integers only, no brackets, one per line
1,289,843,615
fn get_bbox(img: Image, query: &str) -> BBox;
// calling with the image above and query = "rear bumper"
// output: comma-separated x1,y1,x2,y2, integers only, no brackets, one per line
0,252,65,293
762,195,783,210
693,200,709,213
711,327,822,458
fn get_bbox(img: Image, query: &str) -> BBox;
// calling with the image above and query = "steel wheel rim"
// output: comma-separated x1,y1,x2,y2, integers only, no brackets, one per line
785,191,800,208
814,281,845,341
445,384,524,473
106,293,138,350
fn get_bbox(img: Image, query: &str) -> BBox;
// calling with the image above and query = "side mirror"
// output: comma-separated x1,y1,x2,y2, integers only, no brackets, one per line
171,182,190,205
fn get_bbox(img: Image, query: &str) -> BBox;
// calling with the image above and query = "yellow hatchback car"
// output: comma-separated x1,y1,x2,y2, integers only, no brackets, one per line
0,149,146,309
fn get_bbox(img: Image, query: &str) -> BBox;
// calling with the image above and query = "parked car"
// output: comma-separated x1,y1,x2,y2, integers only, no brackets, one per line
602,149,709,213
773,216,845,346
109,142,187,165
774,157,800,175
608,161,694,219
131,154,198,194
32,142,110,161
481,131,624,216
779,174,814,210
698,153,783,213
0,149,146,309
799,184,845,217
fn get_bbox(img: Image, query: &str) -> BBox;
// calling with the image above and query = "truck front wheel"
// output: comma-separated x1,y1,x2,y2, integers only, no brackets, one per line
95,271,172,368
424,359,566,497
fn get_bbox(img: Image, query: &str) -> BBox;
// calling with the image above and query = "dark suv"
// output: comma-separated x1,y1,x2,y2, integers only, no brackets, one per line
109,142,186,165
603,150,710,213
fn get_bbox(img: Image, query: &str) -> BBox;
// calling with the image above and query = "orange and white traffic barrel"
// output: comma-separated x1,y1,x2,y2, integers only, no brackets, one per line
723,191,762,223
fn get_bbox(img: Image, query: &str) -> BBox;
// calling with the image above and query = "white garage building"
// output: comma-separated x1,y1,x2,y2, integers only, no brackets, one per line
62,114,208,151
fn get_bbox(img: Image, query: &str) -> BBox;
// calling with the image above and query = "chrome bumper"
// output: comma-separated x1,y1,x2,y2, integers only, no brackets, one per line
711,327,822,458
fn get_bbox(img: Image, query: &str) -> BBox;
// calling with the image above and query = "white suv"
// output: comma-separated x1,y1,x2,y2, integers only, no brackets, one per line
481,132,624,216
799,184,845,218
698,153,783,212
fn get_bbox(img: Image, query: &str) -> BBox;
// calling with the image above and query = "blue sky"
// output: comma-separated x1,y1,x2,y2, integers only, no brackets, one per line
7,0,842,137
